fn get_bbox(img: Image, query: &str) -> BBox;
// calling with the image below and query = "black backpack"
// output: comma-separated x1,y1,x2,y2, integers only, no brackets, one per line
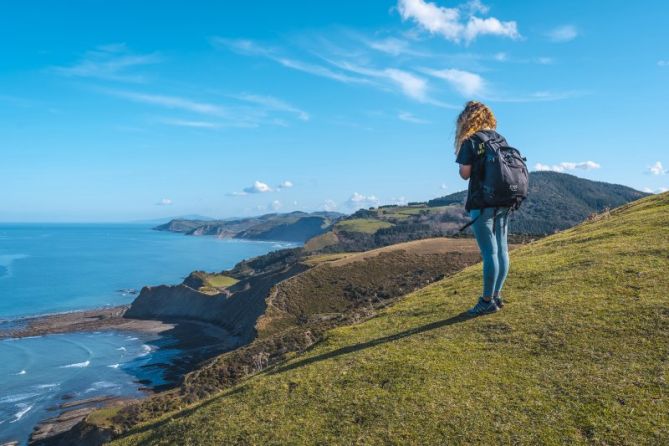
475,130,529,209
460,131,529,232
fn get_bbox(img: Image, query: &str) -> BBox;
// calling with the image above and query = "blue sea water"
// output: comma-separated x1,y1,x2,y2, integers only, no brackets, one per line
0,224,289,444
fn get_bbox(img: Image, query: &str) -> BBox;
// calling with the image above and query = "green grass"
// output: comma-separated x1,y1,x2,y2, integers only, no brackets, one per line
335,218,394,234
202,274,238,288
113,193,669,445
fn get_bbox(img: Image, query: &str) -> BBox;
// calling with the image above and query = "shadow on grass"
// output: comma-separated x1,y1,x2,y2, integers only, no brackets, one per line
267,311,474,376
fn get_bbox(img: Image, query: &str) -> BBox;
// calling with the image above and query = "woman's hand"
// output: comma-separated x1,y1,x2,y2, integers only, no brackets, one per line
459,164,471,180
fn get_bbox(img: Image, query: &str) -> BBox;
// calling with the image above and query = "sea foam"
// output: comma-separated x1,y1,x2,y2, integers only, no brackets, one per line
60,360,90,368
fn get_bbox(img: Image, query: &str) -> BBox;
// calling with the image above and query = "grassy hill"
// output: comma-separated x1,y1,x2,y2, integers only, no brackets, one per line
111,192,668,445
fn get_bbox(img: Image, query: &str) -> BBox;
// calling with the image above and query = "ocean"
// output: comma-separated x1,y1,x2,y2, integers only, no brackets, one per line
0,223,289,444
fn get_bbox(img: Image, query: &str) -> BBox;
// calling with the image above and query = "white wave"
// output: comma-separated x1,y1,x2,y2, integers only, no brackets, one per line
10,403,33,423
15,369,27,375
59,360,90,368
108,363,121,369
126,336,139,341
138,344,154,357
116,346,127,351
34,383,60,389
0,392,38,404
85,381,119,393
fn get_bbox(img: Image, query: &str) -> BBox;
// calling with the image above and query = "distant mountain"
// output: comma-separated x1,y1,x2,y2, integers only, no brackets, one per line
129,214,216,225
428,171,648,234
155,211,344,243
305,172,647,252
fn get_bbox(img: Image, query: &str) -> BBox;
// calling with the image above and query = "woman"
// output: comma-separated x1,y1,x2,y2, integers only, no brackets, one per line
455,101,510,316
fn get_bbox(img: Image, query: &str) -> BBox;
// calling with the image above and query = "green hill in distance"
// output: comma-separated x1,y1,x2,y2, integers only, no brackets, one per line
111,192,668,445
307,171,647,253
428,171,648,234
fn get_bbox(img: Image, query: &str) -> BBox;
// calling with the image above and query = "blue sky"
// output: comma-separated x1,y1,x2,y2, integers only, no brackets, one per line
1,0,668,222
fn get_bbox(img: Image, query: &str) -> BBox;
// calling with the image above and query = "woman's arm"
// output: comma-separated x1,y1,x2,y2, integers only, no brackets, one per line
459,164,471,180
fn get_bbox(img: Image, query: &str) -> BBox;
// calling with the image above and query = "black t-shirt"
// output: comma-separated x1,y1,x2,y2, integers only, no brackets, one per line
456,130,505,211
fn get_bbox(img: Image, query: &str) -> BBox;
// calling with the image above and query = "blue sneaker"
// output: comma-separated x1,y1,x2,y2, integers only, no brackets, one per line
468,297,499,316
494,295,504,308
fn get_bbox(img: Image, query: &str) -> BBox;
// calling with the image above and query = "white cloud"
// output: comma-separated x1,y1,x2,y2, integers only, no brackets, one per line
440,183,448,190
658,60,669,67
212,37,369,84
421,68,484,96
159,119,222,128
534,161,601,173
243,180,273,194
398,111,430,124
156,198,172,206
270,200,282,211
546,25,578,42
397,0,520,44
536,57,554,65
104,89,227,116
642,186,669,194
235,93,309,121
347,192,380,209
53,44,161,82
322,199,338,212
385,68,429,101
463,0,489,15
365,37,414,56
324,59,431,102
493,52,508,61
277,180,294,189
648,161,667,175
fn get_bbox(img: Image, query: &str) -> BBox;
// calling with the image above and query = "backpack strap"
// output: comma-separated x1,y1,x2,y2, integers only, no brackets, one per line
459,214,480,232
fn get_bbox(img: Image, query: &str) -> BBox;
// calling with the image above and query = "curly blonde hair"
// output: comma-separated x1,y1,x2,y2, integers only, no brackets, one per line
454,100,497,154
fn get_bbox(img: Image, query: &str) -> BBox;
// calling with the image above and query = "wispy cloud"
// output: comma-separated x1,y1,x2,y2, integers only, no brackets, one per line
101,88,307,128
396,0,520,44
421,68,484,96
104,89,228,115
659,60,669,67
534,161,600,172
648,161,667,175
546,25,578,43
212,37,369,84
398,111,430,124
235,93,309,121
215,36,444,104
53,44,161,82
156,198,172,206
158,119,223,129
363,36,426,57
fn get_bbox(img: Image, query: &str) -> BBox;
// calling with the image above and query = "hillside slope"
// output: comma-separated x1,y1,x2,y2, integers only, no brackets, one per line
113,192,669,445
428,171,648,234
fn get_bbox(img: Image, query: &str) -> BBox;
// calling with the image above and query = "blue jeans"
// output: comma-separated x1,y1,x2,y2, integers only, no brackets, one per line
469,207,510,298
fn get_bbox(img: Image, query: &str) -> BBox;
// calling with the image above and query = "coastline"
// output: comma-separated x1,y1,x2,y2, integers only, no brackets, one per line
0,306,174,340
0,307,242,445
